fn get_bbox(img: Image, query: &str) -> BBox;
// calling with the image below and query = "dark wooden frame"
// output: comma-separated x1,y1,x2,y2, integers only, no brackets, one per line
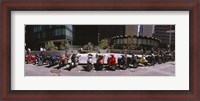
0,0,199,100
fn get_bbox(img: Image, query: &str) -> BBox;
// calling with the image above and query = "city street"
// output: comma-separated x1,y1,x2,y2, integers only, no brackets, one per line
25,61,175,76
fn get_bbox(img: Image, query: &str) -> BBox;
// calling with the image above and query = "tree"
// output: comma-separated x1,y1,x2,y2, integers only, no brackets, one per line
59,41,70,50
127,37,136,50
98,39,109,49
94,46,100,51
45,41,58,51
83,42,93,52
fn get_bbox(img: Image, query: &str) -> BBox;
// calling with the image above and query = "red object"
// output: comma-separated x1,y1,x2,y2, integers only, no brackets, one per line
27,54,31,61
107,55,116,65
26,54,36,63
99,59,104,64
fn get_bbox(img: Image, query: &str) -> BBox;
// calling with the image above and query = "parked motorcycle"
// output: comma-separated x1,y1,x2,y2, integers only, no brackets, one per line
58,55,69,67
127,54,138,68
25,54,36,64
107,54,117,71
146,54,156,66
166,53,175,61
138,55,149,66
117,55,128,70
161,54,167,63
85,54,94,72
95,55,104,71
155,55,162,64
67,54,80,71
48,55,60,67
36,54,50,66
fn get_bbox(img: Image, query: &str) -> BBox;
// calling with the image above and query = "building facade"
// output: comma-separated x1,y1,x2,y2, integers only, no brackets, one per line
125,25,138,36
25,25,73,50
73,25,125,45
153,25,175,50
111,35,160,50
139,25,154,37
73,25,98,45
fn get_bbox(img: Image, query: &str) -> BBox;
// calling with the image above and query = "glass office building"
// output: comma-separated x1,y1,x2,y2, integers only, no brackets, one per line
25,25,73,50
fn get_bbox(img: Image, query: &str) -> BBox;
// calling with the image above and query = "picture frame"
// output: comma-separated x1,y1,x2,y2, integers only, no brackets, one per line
0,0,199,100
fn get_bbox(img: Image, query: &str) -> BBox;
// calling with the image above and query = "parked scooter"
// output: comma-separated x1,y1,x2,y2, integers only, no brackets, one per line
138,54,149,66
117,55,128,70
95,54,105,71
155,55,162,64
85,54,94,72
48,55,60,67
59,54,69,67
166,52,175,62
67,54,80,71
107,54,117,71
146,54,156,66
127,54,138,68
25,54,36,64
36,54,50,66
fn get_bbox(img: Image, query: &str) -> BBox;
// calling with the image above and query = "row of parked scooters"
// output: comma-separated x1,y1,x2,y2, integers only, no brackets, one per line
25,53,80,71
25,52,175,72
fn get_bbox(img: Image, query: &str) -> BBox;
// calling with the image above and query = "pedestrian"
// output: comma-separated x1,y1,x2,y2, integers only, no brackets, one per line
40,46,44,52
27,48,31,54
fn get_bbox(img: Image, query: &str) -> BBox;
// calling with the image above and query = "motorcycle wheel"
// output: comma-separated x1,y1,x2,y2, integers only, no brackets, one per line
121,64,128,70
26,61,29,64
133,63,138,68
58,63,62,67
151,62,155,66
68,63,74,71
144,62,148,66
49,61,53,67
171,57,175,61
111,65,117,71
38,61,43,66
59,62,63,67
98,65,104,70
87,64,93,72
45,60,49,65
158,59,162,64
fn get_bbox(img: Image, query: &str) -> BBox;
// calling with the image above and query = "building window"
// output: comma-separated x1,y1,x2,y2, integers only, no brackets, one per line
42,32,46,38
38,33,40,39
55,29,58,36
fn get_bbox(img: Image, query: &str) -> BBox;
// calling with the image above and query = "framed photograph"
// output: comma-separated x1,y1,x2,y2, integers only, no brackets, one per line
1,0,199,100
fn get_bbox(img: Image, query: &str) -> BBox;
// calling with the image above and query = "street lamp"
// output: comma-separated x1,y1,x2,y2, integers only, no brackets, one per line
166,25,175,51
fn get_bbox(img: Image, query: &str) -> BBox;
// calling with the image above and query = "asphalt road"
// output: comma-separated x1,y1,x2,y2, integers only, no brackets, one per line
25,61,175,76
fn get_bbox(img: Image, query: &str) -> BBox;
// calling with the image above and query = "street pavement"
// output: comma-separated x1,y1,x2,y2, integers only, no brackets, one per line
25,61,175,76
